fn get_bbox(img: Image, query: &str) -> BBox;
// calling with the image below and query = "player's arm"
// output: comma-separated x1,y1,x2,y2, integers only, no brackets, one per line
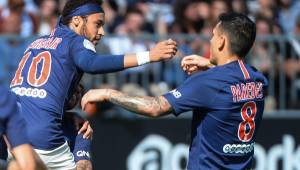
76,160,92,170
81,89,173,117
72,38,177,74
10,144,47,170
123,39,177,68
181,55,215,75
1,90,47,170
82,73,216,117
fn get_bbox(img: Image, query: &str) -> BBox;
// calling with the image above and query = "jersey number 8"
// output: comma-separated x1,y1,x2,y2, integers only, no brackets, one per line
238,101,257,142
10,51,52,88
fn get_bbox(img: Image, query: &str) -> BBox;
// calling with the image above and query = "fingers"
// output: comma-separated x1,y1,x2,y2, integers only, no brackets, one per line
181,55,198,66
165,39,177,46
150,39,178,61
78,121,93,139
182,59,199,67
83,125,93,139
81,94,88,111
78,121,89,135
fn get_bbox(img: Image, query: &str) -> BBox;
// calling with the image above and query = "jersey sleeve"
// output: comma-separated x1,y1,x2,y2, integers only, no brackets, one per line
0,88,29,148
70,36,125,74
163,72,217,116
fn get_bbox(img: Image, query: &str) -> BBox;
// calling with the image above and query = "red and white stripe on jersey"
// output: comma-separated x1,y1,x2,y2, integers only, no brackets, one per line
238,60,250,80
50,29,56,37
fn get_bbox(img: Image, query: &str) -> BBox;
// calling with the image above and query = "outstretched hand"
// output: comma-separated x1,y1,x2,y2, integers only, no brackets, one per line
81,89,109,112
181,55,214,75
149,39,177,62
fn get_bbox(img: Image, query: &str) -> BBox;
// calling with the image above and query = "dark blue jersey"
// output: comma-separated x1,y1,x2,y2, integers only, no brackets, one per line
0,86,28,148
10,20,125,150
164,60,268,170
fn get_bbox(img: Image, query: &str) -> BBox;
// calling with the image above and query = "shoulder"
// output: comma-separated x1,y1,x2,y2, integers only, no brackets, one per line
70,36,96,53
188,66,226,84
246,64,269,86
184,68,223,90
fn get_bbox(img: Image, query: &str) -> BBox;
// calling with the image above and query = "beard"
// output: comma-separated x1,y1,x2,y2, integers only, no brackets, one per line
210,55,217,65
81,25,101,46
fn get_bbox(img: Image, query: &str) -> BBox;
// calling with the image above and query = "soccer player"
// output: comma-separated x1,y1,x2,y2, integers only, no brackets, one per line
0,86,46,170
9,0,177,169
81,13,268,169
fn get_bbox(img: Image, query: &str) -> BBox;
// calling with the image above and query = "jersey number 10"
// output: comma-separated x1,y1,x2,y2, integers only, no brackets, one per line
238,101,257,142
10,51,52,88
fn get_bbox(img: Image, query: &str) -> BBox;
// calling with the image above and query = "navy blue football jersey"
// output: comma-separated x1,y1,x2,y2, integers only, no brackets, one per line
0,86,28,148
10,19,124,150
164,60,268,170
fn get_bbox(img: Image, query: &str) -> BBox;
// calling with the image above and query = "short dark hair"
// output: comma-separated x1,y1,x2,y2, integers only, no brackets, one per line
218,13,256,58
61,0,103,25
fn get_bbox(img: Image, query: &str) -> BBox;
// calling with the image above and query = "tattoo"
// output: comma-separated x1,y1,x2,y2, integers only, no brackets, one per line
76,160,92,170
108,90,173,117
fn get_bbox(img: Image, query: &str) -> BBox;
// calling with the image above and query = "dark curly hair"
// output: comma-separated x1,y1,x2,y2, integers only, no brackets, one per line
61,0,103,25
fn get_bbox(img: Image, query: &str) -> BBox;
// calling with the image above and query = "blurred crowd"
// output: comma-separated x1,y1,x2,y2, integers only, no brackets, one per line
1,0,300,112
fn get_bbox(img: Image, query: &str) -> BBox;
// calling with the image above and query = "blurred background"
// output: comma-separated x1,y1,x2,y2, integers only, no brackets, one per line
0,0,300,169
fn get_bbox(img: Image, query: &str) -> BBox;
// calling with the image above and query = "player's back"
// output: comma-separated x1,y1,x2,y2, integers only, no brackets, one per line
10,23,83,150
187,60,268,170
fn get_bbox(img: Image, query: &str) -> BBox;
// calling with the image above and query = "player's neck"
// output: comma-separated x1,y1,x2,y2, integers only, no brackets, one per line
69,23,81,36
217,54,239,66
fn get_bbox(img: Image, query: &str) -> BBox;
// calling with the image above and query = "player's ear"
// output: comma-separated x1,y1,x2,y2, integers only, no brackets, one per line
72,16,82,27
218,34,225,51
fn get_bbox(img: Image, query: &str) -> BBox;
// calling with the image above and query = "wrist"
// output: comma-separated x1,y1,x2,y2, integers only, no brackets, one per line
136,51,150,65
104,89,113,101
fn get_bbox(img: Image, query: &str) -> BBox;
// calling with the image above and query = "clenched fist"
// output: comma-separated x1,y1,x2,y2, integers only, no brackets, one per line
181,55,215,75
149,39,177,62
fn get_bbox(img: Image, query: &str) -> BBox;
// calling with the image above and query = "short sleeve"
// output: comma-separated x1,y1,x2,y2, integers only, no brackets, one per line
163,72,217,116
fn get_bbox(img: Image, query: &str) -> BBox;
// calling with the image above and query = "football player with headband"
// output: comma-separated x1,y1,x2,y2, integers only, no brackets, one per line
9,0,177,169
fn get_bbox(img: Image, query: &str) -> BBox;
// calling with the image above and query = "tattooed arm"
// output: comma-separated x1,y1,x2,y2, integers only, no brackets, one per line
81,89,173,117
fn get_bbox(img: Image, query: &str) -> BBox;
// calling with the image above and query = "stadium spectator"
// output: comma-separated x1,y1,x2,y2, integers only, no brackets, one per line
102,0,123,34
256,0,278,21
37,0,59,36
210,0,231,26
250,16,274,75
231,0,249,15
278,0,300,34
171,0,204,34
0,0,38,37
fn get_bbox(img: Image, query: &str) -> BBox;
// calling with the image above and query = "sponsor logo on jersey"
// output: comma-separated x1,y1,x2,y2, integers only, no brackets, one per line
170,89,182,98
83,39,96,52
11,87,47,99
223,143,255,154
76,150,90,158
